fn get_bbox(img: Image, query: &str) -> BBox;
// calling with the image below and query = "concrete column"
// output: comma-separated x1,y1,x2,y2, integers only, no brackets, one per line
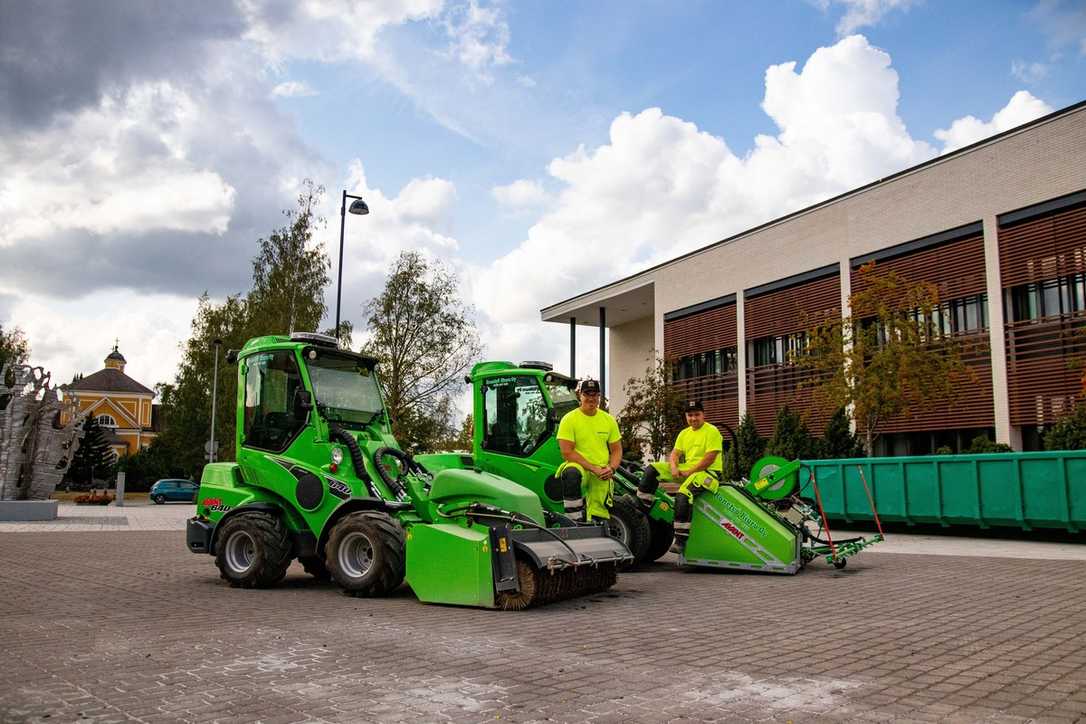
736,293,747,417
982,215,1020,449
569,317,576,378
839,258,857,434
598,306,606,397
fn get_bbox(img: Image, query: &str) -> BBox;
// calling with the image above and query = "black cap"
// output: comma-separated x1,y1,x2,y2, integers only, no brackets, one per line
684,400,704,413
578,379,601,395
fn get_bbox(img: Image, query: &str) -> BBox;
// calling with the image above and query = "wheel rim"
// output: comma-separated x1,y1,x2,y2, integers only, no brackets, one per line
337,531,374,580
224,531,256,574
607,515,630,546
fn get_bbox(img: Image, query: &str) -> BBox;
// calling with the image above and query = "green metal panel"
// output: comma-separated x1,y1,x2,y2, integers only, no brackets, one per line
682,485,800,574
800,451,1086,533
405,523,495,608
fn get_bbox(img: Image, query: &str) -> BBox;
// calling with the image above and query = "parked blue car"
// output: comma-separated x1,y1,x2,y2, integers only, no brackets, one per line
150,479,198,504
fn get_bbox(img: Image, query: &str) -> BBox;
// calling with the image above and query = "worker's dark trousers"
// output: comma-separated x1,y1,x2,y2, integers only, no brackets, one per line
560,467,585,522
636,466,661,510
673,495,692,550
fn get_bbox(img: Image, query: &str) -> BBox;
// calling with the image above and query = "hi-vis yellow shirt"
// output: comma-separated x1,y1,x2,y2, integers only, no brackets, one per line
675,422,724,473
556,408,620,467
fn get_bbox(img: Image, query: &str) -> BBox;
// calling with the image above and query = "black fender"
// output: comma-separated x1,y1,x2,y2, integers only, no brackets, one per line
315,497,412,557
207,502,284,555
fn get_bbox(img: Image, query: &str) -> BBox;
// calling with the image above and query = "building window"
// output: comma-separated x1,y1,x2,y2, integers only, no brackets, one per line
1007,274,1086,322
95,414,117,428
751,337,778,367
673,346,738,381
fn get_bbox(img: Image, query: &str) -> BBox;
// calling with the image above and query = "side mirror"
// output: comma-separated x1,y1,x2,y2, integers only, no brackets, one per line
225,350,239,364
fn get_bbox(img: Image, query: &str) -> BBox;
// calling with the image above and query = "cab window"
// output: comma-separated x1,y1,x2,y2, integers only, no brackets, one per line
481,376,550,456
243,350,306,451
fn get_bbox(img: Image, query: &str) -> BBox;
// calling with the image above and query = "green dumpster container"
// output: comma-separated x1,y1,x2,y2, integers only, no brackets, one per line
800,451,1086,533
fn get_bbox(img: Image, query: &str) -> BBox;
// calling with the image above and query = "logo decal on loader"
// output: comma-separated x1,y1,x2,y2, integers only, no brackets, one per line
326,477,352,500
201,497,232,513
720,518,745,541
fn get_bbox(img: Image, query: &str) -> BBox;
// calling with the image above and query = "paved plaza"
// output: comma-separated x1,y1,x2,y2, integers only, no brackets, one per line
1,506,1085,723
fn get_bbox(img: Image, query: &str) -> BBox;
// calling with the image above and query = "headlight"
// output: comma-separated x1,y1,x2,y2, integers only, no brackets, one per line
331,447,344,466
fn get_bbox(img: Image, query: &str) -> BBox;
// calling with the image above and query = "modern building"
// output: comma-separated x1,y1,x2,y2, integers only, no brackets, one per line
541,101,1086,454
65,343,158,458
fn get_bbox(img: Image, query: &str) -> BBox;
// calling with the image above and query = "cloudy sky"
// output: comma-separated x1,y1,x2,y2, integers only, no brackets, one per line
1,0,1084,401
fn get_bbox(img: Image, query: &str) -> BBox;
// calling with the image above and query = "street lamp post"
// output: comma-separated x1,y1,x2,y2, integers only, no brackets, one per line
209,339,222,463
335,190,370,341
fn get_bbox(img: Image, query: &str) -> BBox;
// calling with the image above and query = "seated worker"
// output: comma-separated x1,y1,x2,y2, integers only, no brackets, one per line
555,378,622,523
636,400,723,552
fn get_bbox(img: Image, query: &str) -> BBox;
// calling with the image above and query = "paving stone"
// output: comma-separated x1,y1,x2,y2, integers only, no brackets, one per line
0,531,1084,723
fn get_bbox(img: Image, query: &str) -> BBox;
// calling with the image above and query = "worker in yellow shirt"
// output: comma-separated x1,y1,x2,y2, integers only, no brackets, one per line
636,400,723,551
555,378,622,523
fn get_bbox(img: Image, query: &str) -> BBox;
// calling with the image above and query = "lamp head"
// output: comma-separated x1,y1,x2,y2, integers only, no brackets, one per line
348,198,369,215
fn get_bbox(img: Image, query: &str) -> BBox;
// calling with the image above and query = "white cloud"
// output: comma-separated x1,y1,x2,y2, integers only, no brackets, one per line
819,0,918,35
272,80,318,97
1028,0,1086,56
934,90,1054,153
440,0,512,81
7,290,200,393
0,82,236,245
239,0,445,65
1011,60,1050,84
492,179,548,208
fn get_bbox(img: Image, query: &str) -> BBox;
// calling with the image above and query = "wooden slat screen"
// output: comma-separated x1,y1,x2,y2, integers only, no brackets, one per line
744,273,840,435
852,233,987,300
663,303,736,359
744,273,840,339
663,302,739,430
999,204,1086,288
851,232,994,432
1000,202,1086,425
1005,316,1086,425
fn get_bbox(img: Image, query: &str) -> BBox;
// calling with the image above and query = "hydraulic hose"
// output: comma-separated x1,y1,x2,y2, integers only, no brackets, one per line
327,422,380,499
435,504,590,565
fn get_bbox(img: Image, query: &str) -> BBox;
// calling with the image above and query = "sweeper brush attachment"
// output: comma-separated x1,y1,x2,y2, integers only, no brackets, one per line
497,560,619,611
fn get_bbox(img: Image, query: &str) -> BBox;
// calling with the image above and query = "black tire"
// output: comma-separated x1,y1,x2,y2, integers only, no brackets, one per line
214,512,292,589
606,496,651,565
645,516,675,562
325,511,406,597
153,494,165,505
299,555,331,581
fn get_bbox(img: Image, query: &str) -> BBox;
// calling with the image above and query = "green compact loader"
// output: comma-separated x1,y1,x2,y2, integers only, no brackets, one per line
417,360,880,573
185,334,631,609
416,361,678,565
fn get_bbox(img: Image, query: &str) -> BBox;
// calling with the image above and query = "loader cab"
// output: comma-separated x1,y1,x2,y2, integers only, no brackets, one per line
241,348,308,452
478,370,578,458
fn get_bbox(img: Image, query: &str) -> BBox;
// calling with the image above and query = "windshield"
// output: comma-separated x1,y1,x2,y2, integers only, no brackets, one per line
546,380,579,416
306,352,383,424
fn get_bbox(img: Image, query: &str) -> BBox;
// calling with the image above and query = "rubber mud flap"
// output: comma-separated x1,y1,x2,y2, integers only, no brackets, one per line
186,517,213,553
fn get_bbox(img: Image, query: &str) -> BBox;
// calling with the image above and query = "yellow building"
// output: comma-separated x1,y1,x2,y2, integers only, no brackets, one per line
67,344,157,459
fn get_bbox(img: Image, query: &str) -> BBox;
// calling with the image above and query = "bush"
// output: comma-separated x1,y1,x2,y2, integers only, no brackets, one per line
963,434,1013,454
74,491,114,505
723,413,766,481
1045,404,1086,451
766,405,815,460
817,407,864,458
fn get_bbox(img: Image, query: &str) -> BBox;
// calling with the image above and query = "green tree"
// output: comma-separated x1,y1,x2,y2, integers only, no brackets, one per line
155,182,332,475
116,439,189,492
617,357,685,461
0,323,30,389
362,251,482,453
723,412,766,481
1044,404,1086,451
67,416,115,488
796,261,969,456
766,405,815,460
818,407,863,458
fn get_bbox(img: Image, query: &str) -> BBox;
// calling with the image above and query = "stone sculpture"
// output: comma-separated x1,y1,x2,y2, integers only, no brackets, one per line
0,364,85,500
